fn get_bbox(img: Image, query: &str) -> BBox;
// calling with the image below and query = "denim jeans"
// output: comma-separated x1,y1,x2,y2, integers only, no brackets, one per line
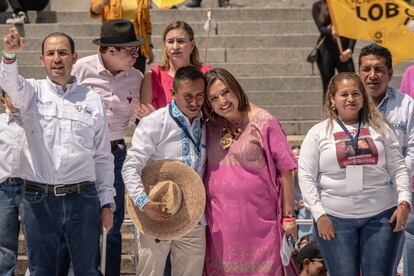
22,184,101,276
104,142,127,276
313,207,403,276
0,178,23,276
403,193,414,276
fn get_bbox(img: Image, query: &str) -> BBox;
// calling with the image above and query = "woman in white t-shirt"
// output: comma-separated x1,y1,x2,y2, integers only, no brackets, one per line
299,72,411,275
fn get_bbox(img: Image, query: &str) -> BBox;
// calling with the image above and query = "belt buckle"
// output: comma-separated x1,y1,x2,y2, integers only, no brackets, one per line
53,185,67,196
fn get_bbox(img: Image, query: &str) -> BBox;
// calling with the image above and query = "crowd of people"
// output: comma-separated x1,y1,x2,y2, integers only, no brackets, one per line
0,1,414,276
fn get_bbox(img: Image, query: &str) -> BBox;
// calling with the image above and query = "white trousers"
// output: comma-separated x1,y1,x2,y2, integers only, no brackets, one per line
137,224,206,276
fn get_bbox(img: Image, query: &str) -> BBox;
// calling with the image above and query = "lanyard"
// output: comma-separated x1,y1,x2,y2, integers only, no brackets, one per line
169,104,201,153
336,118,362,156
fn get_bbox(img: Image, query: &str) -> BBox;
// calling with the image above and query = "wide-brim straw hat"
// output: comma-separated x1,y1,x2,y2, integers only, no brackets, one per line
126,160,206,240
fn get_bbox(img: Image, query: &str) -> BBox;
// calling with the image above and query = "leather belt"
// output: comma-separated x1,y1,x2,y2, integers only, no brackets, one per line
111,139,125,148
1,177,22,185
24,180,95,197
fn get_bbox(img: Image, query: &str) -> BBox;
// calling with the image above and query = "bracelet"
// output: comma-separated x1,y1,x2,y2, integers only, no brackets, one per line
399,201,411,211
282,217,296,222
283,210,295,217
2,50,16,59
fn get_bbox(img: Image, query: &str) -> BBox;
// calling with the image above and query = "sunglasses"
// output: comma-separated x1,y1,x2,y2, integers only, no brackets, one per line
119,46,140,56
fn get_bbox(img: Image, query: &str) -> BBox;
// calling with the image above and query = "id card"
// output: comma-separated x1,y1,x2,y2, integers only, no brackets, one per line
345,165,363,191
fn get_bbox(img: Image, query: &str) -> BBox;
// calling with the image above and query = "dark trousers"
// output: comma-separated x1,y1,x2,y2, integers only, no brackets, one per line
103,141,127,276
57,141,127,276
0,178,23,276
23,185,101,276
316,48,355,103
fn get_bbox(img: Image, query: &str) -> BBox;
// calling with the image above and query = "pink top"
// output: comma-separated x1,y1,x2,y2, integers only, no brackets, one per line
400,64,414,191
204,109,298,275
72,54,143,141
150,64,213,109
400,65,414,98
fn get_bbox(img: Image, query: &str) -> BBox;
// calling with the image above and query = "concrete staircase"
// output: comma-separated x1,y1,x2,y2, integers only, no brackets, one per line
2,0,412,274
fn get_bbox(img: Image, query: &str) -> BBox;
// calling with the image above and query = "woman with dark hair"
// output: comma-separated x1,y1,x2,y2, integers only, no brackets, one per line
299,72,411,275
203,68,298,275
312,0,356,102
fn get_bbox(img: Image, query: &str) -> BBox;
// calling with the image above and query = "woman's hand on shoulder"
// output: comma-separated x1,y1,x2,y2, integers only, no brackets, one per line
317,214,336,240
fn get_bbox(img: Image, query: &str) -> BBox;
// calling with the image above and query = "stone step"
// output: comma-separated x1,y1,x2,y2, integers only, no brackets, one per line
263,104,322,121
18,231,137,257
8,34,319,51
14,54,414,78
248,90,322,105
0,21,318,37
50,0,312,12
10,48,324,65
280,120,319,138
53,8,313,24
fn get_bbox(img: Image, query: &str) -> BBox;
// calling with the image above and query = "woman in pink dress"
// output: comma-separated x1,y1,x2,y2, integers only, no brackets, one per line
137,21,212,116
203,68,299,275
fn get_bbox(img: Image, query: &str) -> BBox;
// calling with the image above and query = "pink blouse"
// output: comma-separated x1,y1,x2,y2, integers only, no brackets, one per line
150,64,213,109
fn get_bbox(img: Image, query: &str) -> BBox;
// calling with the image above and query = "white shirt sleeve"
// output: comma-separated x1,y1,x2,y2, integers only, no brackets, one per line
122,115,160,209
298,126,326,221
403,100,414,177
384,125,412,205
94,99,116,207
0,59,35,113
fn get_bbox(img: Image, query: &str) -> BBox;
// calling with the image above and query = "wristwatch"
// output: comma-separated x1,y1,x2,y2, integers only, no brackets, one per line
102,202,116,212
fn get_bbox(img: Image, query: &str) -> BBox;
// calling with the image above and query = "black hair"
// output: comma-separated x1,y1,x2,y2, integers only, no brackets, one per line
41,32,75,55
359,43,392,70
172,66,206,91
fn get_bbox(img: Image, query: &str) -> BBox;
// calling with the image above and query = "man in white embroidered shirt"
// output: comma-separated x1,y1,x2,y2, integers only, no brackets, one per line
358,43,414,275
122,65,206,276
0,28,115,275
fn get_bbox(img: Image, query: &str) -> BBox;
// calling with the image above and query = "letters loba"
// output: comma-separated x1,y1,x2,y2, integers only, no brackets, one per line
354,2,414,25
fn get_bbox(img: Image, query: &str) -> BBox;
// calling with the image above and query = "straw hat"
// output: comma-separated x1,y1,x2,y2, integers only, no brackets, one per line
126,160,206,240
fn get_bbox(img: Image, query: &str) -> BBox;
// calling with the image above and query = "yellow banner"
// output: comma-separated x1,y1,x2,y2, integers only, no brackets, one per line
152,0,186,8
327,0,414,64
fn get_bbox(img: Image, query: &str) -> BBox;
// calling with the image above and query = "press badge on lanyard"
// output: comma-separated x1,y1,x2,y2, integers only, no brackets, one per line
337,118,363,191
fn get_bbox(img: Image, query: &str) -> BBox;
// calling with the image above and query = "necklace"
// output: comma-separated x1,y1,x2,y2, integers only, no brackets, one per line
219,113,245,150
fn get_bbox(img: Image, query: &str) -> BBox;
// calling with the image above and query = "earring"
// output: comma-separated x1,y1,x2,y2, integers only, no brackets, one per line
332,105,336,111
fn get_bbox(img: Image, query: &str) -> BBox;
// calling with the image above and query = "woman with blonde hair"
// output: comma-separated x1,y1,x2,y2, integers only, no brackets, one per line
299,72,411,275
138,21,212,115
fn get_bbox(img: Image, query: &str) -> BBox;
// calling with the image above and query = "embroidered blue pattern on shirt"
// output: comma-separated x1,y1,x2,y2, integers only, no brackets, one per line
170,101,202,171
378,87,396,114
393,123,407,132
135,193,150,210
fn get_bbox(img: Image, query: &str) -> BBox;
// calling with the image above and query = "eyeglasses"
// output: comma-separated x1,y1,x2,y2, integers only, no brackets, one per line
119,46,140,56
